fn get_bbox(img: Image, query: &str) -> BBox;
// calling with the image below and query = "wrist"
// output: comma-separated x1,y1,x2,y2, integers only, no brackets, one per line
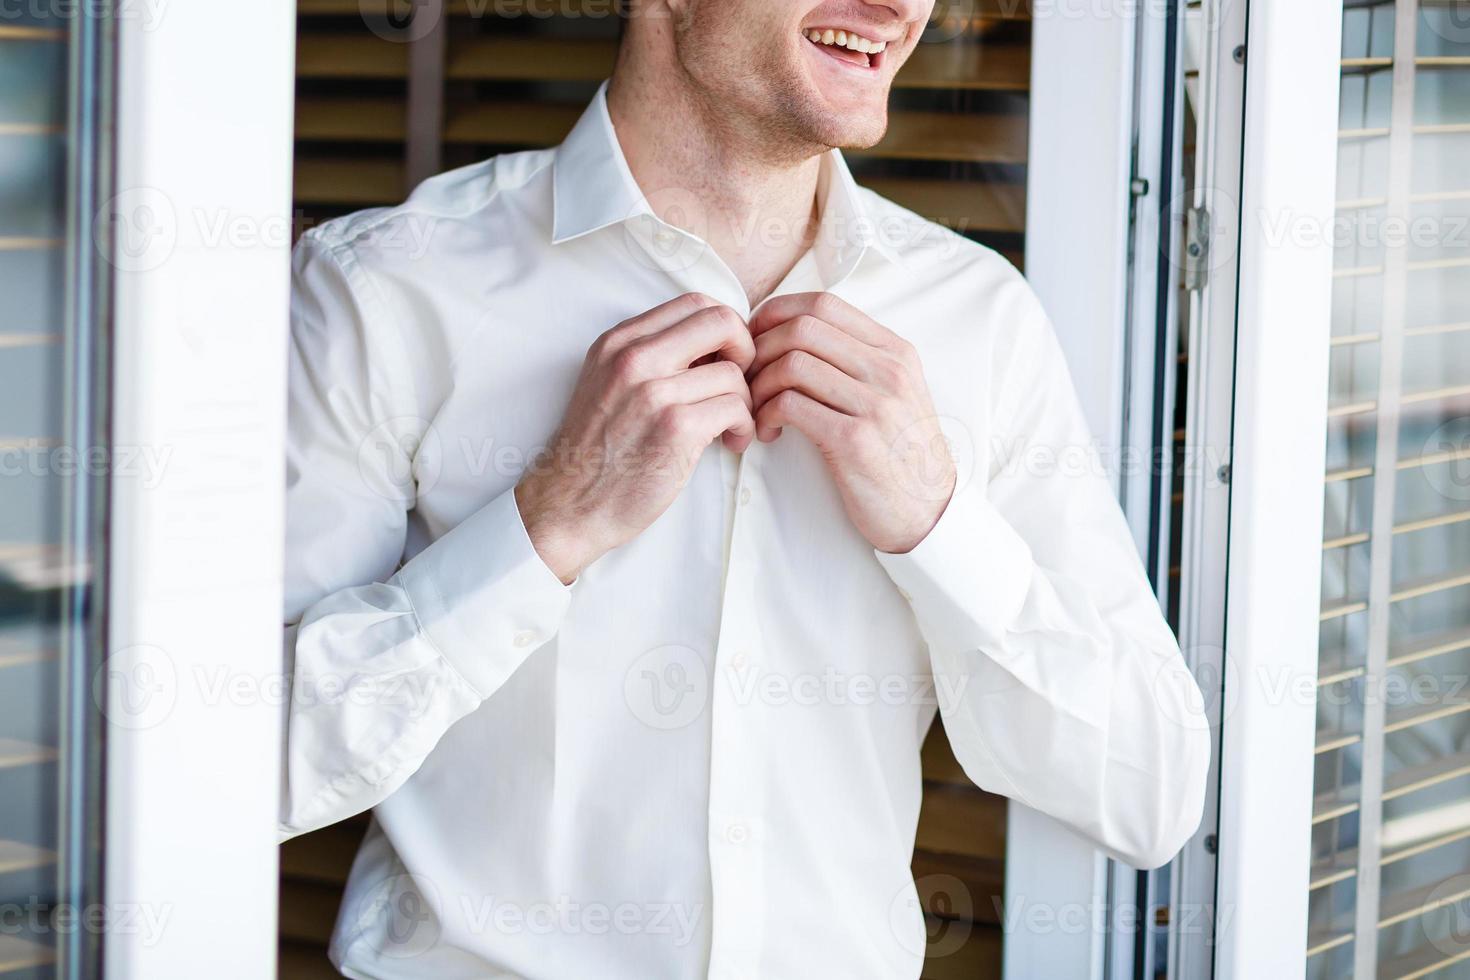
885,475,956,555
515,479,595,585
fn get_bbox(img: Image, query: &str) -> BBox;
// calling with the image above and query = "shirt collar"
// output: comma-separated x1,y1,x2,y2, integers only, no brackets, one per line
551,81,652,245
552,81,903,272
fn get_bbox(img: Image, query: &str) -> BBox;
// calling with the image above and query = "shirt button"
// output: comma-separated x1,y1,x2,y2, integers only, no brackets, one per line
739,487,752,505
513,630,538,648
653,228,677,247
726,822,749,845
731,650,749,670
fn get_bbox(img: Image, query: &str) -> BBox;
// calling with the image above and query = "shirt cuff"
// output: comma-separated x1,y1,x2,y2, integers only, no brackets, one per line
874,478,1034,651
394,486,573,697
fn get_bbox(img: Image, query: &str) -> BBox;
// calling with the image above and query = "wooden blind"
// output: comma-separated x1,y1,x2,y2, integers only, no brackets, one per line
285,3,1032,976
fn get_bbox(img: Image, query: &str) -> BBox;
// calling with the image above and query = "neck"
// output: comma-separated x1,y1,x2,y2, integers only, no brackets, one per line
607,52,822,306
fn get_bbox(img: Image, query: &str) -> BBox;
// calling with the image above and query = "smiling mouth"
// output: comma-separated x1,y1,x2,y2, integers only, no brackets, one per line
803,28,889,71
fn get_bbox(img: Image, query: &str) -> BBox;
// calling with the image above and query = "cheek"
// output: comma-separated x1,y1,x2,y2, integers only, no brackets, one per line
680,22,788,100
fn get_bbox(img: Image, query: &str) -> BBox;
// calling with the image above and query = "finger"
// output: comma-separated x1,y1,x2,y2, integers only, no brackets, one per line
606,292,721,348
643,360,752,414
749,314,883,382
749,350,867,418
677,392,756,454
635,305,755,374
749,292,891,347
754,388,851,446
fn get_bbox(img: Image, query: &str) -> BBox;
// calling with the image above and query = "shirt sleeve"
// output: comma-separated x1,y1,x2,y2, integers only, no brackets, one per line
875,293,1211,870
279,231,573,840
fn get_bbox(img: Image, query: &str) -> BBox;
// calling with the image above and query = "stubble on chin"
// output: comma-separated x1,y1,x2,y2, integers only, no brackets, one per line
756,66,893,160
669,9,891,161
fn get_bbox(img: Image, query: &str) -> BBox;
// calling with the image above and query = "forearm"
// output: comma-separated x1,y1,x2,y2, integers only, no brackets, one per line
280,487,573,837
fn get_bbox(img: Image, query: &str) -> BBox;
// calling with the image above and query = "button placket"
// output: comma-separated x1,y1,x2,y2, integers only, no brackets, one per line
705,445,768,977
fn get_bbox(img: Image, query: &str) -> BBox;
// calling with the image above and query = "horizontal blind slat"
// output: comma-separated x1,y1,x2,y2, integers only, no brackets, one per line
0,738,57,770
863,177,1025,233
294,158,406,204
295,97,408,142
0,839,55,874
0,935,54,974
296,34,410,78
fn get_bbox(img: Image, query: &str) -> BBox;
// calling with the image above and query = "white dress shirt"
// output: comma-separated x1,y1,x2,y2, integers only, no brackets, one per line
282,82,1210,980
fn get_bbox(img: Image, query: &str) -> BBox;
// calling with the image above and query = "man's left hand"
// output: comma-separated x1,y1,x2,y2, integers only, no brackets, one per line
747,292,956,554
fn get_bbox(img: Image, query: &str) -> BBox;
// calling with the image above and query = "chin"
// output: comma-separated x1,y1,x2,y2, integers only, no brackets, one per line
770,74,887,150
802,100,889,152
832,113,888,151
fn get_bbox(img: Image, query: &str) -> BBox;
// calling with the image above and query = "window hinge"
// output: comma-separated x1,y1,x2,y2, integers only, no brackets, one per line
1184,205,1211,291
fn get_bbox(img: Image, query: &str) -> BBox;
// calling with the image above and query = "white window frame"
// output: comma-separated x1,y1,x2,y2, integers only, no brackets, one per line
103,5,296,977
1017,0,1342,976
1008,3,1140,975
1214,0,1342,974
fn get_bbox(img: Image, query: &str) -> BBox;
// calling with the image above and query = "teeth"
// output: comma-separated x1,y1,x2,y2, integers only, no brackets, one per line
805,28,886,54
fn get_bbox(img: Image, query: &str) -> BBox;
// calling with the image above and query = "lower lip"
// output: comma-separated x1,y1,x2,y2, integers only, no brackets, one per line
804,36,885,73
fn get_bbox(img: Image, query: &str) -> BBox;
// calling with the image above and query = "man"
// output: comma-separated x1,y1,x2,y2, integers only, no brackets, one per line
281,0,1210,976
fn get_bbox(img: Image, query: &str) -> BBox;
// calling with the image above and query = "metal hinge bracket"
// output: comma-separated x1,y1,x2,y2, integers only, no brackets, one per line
1184,205,1211,291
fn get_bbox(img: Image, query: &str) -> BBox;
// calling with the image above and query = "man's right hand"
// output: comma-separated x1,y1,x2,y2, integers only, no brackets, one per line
514,293,756,584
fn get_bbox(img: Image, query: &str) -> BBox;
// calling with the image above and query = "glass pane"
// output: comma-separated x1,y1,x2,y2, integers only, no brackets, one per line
1308,1,1470,975
0,8,109,980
